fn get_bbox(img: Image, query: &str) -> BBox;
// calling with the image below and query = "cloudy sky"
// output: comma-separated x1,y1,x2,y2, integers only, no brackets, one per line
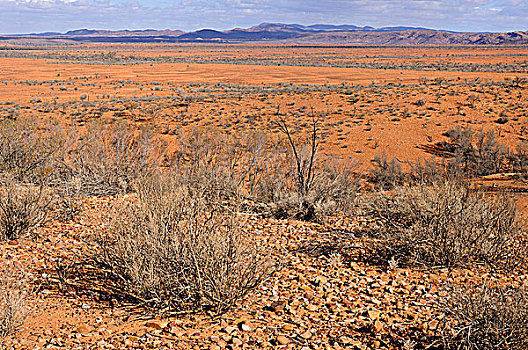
1,0,527,34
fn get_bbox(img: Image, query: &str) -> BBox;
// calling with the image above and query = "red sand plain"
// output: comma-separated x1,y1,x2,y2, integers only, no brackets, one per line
1,44,528,350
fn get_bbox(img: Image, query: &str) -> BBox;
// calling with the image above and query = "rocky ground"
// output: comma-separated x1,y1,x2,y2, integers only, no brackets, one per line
2,194,522,350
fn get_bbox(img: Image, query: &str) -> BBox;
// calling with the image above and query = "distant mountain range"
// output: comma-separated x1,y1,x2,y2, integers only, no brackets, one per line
1,23,528,45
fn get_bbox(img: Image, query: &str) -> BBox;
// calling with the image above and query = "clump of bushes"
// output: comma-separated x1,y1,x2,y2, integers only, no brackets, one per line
96,174,272,314
170,121,359,222
441,283,528,350
369,125,528,190
0,116,165,199
0,115,360,223
61,120,166,197
360,180,522,269
369,153,405,190
0,116,66,184
171,127,267,203
370,155,447,190
0,116,167,242
443,126,508,177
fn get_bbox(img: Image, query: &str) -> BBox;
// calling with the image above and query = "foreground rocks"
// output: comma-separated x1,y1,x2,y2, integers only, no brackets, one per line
0,196,523,349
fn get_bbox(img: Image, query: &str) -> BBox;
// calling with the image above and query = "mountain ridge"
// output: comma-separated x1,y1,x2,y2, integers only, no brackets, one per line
2,23,528,45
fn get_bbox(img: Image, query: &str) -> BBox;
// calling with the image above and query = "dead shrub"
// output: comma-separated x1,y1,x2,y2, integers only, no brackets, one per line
0,264,28,338
62,120,165,197
96,174,272,314
263,115,359,221
360,180,522,269
441,283,528,349
0,179,51,241
0,116,66,184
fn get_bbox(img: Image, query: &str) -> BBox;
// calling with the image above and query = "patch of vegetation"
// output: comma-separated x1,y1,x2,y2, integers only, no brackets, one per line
0,265,28,338
0,178,51,242
360,180,523,269
441,283,528,350
95,174,273,314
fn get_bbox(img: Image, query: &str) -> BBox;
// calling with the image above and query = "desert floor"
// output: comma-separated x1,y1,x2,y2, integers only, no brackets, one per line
1,44,528,349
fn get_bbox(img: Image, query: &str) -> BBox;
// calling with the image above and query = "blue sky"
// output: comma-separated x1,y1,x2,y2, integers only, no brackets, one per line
1,0,527,34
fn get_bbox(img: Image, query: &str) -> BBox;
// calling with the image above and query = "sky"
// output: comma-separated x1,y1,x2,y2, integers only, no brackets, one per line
1,0,527,34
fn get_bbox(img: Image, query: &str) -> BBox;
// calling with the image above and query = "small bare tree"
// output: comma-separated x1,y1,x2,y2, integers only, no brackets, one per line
271,109,358,221
275,109,320,197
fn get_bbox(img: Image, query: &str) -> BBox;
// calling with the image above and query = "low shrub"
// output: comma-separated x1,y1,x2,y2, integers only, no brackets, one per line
62,120,166,197
441,283,528,350
0,116,66,184
171,127,267,202
0,265,28,338
409,157,446,184
370,153,405,190
256,157,359,221
0,179,51,241
360,180,522,269
96,174,272,314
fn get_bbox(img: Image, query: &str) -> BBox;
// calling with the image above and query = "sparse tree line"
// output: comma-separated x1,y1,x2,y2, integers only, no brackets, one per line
0,113,527,349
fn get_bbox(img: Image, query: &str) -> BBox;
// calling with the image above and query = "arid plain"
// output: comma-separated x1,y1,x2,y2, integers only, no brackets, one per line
1,44,528,350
